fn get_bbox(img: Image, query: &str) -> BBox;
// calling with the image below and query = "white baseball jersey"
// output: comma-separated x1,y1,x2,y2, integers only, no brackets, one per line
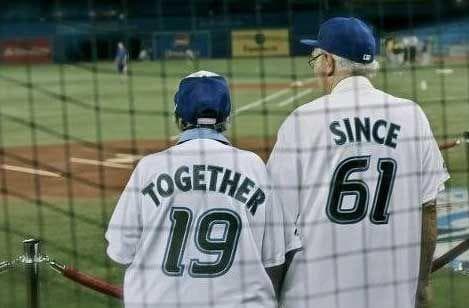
106,135,301,308
267,76,449,308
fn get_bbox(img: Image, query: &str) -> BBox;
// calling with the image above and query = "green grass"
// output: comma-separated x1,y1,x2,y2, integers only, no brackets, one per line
0,198,123,308
1,58,469,307
1,59,468,143
433,270,469,308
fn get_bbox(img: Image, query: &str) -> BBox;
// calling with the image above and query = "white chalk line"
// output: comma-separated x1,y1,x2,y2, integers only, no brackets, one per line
235,88,292,114
234,77,316,114
435,68,454,75
276,88,314,107
1,164,62,178
105,153,143,164
70,157,133,169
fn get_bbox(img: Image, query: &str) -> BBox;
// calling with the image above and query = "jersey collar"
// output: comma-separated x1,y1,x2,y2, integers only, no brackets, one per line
331,76,374,94
177,128,231,145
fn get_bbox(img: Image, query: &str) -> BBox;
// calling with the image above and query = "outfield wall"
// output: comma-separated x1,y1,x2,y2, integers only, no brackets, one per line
1,14,469,63
0,11,330,62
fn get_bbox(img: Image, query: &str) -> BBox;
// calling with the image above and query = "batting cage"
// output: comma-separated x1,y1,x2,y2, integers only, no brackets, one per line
0,1,468,307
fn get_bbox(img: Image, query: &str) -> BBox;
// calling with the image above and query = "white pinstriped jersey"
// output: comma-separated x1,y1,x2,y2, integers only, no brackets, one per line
106,136,301,308
267,76,449,308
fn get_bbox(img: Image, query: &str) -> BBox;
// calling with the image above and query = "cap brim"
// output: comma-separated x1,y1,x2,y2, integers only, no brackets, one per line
300,39,320,47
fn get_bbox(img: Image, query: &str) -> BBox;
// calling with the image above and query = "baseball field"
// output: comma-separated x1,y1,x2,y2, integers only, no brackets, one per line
0,57,468,307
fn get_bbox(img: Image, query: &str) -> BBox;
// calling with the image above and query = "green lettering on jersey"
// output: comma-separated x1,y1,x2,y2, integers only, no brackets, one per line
142,182,160,207
246,188,265,215
219,169,241,197
174,166,192,192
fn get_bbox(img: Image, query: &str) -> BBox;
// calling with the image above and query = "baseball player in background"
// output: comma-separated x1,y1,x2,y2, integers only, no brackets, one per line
115,42,129,81
106,71,301,308
267,17,449,308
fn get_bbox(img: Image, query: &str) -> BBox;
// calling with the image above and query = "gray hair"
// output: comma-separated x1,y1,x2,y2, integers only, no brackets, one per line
316,48,379,77
331,53,379,77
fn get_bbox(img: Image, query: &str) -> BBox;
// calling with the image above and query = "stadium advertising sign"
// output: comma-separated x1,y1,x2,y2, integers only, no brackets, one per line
152,31,211,59
231,29,290,57
0,38,52,64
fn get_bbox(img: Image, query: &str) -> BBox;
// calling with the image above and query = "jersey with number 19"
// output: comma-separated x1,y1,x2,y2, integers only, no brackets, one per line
106,138,301,308
267,76,449,308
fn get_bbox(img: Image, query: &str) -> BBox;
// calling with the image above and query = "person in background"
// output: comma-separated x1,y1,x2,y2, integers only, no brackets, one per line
115,41,129,81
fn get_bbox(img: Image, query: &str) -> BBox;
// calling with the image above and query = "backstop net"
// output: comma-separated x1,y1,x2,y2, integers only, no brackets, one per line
0,1,468,307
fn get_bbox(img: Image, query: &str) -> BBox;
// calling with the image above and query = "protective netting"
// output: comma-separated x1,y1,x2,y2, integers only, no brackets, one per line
0,1,468,308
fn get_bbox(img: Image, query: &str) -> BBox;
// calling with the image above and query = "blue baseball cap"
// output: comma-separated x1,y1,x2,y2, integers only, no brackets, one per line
301,17,376,64
174,71,231,125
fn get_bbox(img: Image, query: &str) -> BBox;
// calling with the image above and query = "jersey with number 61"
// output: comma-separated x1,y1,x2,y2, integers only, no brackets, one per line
268,76,449,308
106,138,301,308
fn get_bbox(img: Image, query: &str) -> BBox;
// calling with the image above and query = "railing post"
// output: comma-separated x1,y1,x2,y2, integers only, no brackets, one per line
23,239,41,308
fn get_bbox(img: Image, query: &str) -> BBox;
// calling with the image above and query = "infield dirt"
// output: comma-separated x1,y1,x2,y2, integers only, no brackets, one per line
0,138,275,199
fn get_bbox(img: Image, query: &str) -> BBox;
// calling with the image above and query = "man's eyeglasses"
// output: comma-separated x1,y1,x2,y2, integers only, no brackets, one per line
308,53,324,68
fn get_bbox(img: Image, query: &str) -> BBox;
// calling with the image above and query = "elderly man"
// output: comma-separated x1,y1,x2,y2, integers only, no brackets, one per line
267,17,448,308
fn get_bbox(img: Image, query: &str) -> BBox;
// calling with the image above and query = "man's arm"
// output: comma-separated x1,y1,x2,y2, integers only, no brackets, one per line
416,199,437,308
265,249,299,299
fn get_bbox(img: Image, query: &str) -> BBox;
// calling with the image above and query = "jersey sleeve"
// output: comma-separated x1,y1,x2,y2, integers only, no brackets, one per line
105,165,143,265
266,117,302,247
418,109,450,204
263,125,303,267
262,187,302,268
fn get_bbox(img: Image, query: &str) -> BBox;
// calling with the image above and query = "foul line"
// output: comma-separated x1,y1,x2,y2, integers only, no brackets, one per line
105,153,143,164
70,157,133,169
234,77,316,114
1,164,62,178
276,89,314,107
235,88,292,114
